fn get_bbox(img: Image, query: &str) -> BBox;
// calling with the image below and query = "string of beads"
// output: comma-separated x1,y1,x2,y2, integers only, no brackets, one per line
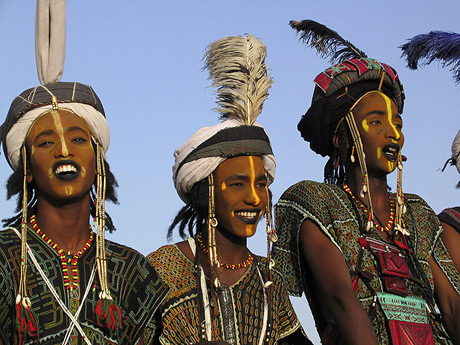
30,215,93,291
196,232,254,270
342,184,395,233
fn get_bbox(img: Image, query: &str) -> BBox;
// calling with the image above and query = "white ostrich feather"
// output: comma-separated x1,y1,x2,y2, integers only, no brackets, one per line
204,34,273,125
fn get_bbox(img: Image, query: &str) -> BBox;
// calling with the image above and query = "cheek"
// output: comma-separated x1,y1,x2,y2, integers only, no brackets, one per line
361,119,370,132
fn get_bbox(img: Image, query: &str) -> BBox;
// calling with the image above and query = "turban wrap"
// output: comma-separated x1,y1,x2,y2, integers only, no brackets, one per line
173,119,276,203
298,58,405,157
1,82,109,170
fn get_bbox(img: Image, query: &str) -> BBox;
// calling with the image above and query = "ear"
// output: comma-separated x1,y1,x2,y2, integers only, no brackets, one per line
26,167,33,183
332,132,351,150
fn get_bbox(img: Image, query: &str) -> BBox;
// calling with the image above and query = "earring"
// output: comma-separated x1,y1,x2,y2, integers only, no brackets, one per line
350,146,356,163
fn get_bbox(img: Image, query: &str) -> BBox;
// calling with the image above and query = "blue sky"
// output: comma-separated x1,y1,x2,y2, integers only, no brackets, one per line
1,1,460,343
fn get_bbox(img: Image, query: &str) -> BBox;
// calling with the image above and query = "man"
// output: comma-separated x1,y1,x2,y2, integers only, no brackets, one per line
146,34,311,345
0,82,168,344
272,20,460,344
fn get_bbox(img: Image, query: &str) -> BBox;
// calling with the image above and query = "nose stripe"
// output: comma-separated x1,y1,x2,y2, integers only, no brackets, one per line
51,110,69,156
248,156,260,205
382,93,400,140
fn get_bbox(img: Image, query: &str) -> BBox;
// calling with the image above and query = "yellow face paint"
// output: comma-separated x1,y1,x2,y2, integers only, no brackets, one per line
51,110,69,157
248,156,260,206
377,147,382,159
221,182,227,191
65,186,73,195
361,119,370,132
81,166,87,178
380,93,400,140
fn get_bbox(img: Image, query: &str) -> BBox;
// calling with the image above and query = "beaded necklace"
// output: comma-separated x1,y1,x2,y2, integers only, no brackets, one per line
342,184,395,233
196,232,254,270
30,215,93,291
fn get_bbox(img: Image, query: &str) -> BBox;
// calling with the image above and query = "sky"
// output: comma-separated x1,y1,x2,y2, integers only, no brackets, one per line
1,1,460,344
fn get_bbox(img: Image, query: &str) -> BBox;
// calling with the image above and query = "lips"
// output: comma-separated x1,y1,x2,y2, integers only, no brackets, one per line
382,143,400,162
53,160,80,180
234,209,262,225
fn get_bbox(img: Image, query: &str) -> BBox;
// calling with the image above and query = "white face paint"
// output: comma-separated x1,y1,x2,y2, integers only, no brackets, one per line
50,110,69,157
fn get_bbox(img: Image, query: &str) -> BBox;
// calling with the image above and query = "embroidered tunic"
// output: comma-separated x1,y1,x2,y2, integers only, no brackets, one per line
146,244,302,345
0,227,168,345
272,180,460,345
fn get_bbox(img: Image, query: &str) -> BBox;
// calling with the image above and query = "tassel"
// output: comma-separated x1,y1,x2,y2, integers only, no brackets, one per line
94,297,122,335
16,297,38,344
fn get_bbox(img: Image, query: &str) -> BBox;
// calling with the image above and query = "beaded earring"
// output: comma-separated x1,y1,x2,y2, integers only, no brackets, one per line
207,174,221,315
345,112,374,232
264,188,276,289
350,146,356,163
93,142,122,334
15,145,38,342
394,154,409,235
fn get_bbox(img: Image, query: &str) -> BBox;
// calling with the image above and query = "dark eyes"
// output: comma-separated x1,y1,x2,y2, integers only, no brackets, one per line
229,182,267,188
72,137,87,143
38,140,54,147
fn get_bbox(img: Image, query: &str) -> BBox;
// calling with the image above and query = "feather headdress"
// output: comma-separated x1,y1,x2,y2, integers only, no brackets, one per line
203,34,273,125
400,31,460,84
290,19,367,64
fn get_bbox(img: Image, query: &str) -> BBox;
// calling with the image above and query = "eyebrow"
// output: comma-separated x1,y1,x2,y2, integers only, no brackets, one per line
66,126,90,136
227,173,268,181
33,129,55,144
365,110,385,116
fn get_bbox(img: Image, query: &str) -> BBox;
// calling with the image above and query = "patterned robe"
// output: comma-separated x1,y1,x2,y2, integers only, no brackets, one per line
146,243,304,345
0,227,168,345
272,180,460,345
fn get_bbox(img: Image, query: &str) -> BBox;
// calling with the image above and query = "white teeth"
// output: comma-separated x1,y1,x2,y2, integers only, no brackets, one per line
235,211,258,219
55,164,77,174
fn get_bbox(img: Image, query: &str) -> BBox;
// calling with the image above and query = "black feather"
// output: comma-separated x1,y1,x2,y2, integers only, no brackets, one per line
400,31,460,84
290,19,367,64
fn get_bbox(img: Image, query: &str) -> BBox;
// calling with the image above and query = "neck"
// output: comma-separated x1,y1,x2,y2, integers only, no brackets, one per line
345,165,389,209
32,195,92,253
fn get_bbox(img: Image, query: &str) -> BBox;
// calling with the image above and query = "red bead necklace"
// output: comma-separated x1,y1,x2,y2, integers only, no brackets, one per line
30,215,94,291
342,184,395,233
196,232,254,270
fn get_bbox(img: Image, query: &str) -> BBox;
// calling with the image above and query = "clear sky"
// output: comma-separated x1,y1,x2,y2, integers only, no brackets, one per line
1,1,460,344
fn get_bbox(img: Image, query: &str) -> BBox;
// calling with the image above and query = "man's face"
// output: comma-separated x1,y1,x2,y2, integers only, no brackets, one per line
26,109,96,203
213,155,268,239
352,91,404,177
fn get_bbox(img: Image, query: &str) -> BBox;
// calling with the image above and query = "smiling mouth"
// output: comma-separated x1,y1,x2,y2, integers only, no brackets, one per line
53,160,80,180
234,210,261,225
382,143,400,161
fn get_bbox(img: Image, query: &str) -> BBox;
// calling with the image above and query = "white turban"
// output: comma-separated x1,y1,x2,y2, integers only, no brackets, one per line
173,119,276,203
6,103,109,170
451,129,460,174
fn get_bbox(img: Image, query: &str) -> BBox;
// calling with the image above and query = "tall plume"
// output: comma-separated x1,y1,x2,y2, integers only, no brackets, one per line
400,31,460,84
204,34,273,125
290,20,367,64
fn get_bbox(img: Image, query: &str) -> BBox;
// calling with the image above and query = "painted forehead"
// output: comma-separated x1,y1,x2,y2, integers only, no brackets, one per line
216,156,266,177
27,109,92,140
355,91,399,114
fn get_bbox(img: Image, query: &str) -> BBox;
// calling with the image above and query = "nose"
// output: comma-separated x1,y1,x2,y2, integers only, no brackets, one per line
385,122,401,141
244,185,261,206
55,138,70,158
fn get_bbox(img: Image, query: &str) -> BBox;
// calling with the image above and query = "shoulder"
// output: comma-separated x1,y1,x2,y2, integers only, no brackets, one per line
277,180,343,212
147,244,183,266
0,227,20,245
147,243,196,292
279,180,337,199
438,206,460,228
105,239,146,260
